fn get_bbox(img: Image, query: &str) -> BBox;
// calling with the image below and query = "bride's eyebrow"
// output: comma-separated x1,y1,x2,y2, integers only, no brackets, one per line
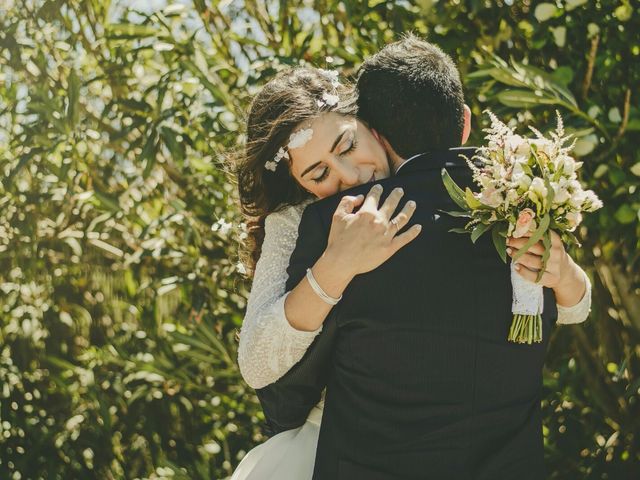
301,129,349,178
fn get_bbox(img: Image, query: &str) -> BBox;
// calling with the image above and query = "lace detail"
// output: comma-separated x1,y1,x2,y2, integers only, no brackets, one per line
510,261,545,315
238,200,321,389
510,261,592,324
557,268,592,325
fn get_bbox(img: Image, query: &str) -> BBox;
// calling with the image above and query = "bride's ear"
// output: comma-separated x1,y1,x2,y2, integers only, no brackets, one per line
461,104,472,145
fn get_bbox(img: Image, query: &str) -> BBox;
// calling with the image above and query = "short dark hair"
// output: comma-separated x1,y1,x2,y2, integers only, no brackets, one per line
356,34,465,158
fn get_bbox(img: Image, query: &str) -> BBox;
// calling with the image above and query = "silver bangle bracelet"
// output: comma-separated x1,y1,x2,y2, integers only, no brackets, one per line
306,268,342,306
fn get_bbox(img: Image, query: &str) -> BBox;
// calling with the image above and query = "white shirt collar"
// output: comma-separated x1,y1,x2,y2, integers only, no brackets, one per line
394,153,425,174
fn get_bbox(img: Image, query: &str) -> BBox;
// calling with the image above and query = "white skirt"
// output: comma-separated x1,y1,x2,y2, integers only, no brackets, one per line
230,405,322,480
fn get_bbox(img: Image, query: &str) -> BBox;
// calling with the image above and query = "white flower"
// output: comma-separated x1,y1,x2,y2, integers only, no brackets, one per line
236,262,247,275
505,134,529,157
479,186,503,208
551,180,571,205
288,128,314,149
529,177,548,204
568,188,587,209
583,190,603,211
505,188,519,207
274,147,288,163
212,218,233,235
531,138,554,158
565,210,583,231
318,69,340,88
560,155,578,176
516,173,533,192
264,160,278,172
321,92,339,107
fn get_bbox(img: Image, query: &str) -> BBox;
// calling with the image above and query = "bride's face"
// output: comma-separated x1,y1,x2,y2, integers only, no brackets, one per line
287,112,390,199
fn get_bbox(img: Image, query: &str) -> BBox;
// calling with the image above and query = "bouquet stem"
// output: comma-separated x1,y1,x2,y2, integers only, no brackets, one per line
508,314,542,344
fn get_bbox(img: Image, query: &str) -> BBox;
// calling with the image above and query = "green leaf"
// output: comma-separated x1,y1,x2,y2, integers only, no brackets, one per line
440,209,472,218
496,89,561,108
105,23,159,38
471,222,491,243
441,168,469,210
614,204,638,224
141,129,158,179
161,127,185,163
492,225,508,263
537,230,553,282
465,187,483,209
67,69,80,127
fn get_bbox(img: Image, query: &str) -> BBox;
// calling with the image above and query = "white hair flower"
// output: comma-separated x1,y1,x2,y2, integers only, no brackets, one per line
320,92,339,107
318,69,340,88
287,128,314,149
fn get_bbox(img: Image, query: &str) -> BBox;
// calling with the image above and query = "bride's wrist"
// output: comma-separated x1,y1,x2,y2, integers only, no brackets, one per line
554,257,586,307
314,250,355,294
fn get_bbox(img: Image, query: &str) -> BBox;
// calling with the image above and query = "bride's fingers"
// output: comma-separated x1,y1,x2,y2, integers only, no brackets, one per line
389,200,417,233
333,194,364,218
379,188,404,218
507,237,545,256
362,184,383,211
507,248,542,270
514,263,553,285
390,224,423,252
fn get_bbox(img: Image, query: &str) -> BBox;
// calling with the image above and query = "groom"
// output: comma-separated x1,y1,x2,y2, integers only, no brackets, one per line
257,35,586,479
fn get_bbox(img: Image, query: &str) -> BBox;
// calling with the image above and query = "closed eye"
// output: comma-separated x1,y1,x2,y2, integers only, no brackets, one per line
312,167,330,183
311,133,358,184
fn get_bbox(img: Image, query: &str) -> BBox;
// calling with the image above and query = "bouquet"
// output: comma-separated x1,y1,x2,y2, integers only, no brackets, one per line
442,111,602,344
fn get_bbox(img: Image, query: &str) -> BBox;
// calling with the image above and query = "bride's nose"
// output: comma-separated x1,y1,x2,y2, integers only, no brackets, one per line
336,162,359,190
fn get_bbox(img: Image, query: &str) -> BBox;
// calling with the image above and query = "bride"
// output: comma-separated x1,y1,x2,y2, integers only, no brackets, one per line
231,64,591,479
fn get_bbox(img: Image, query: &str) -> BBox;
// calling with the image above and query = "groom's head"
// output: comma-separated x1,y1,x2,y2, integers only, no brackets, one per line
356,34,470,165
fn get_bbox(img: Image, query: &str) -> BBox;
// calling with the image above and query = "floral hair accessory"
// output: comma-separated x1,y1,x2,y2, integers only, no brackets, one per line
317,92,339,108
265,69,340,172
318,69,340,88
265,128,315,171
287,128,314,149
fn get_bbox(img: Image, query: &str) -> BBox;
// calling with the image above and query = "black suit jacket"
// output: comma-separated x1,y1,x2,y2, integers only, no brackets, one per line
256,148,557,480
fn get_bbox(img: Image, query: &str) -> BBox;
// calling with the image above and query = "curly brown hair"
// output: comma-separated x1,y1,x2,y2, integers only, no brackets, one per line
236,67,358,276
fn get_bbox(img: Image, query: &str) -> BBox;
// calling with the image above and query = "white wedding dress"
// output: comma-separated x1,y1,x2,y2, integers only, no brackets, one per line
231,201,592,480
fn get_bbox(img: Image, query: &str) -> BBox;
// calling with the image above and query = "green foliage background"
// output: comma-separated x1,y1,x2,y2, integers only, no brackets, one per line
0,0,638,479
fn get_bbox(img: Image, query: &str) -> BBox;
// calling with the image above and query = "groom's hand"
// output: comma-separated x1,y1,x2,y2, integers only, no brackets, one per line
506,230,587,307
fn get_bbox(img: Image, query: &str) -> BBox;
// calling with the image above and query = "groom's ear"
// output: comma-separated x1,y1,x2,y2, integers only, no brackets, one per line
461,104,472,145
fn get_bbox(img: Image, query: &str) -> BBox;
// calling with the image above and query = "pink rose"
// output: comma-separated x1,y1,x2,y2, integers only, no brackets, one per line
513,208,537,238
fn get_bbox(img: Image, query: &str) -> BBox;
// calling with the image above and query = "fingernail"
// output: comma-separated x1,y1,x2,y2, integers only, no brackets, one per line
506,248,512,255
396,188,404,194
408,200,416,208
515,264,521,271
415,224,422,231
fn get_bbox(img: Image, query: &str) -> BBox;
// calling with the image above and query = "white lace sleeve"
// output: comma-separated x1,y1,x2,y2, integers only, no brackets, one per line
556,269,592,325
238,201,322,389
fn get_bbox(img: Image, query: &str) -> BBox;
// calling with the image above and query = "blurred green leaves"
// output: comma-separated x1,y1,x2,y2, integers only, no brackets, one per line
0,0,638,479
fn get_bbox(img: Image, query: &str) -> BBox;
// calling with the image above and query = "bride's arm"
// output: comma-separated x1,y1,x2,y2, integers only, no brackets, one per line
238,203,325,390
239,187,420,389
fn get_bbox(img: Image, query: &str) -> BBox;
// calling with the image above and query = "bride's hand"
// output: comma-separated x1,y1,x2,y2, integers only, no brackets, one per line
324,184,422,279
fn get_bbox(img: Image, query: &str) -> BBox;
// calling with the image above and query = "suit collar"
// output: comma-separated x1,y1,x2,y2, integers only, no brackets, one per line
394,147,477,177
